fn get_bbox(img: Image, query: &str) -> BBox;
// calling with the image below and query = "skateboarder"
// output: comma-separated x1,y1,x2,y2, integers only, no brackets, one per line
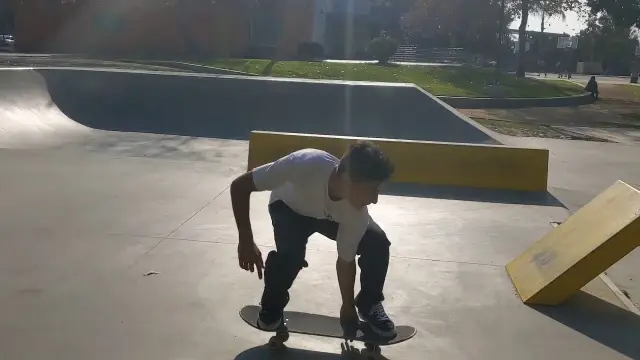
584,76,599,100
230,141,397,338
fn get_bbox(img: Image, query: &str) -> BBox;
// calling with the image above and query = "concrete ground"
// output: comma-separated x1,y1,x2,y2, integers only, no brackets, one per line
503,136,640,312
1,68,639,360
2,132,639,360
526,73,636,85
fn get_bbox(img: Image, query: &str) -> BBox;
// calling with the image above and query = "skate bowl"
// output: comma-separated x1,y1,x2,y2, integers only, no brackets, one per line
0,67,548,191
0,67,501,144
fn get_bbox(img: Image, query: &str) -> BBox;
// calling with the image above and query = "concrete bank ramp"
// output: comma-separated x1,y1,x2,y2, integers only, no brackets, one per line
0,68,500,147
0,69,92,148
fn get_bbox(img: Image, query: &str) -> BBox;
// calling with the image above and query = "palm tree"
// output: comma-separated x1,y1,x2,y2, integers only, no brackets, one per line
515,0,576,77
533,1,567,49
531,1,567,74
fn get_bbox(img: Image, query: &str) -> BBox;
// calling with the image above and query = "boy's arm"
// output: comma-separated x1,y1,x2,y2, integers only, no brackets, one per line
335,221,366,306
336,258,357,306
230,171,258,243
231,152,305,278
231,171,265,278
231,152,305,237
337,257,358,328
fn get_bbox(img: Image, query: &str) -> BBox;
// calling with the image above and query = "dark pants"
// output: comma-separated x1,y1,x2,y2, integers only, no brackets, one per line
261,200,391,312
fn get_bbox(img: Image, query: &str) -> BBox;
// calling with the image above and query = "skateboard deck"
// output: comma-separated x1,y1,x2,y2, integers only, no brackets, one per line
240,305,416,346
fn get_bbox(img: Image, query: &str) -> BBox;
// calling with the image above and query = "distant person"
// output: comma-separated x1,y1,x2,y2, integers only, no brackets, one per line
537,60,547,77
584,76,599,100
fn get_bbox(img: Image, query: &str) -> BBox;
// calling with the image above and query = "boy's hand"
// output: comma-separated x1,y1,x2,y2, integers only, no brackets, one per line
238,238,264,280
340,302,359,334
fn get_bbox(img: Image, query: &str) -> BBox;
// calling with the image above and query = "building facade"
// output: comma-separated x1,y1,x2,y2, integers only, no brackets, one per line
12,0,316,58
311,0,373,59
13,0,372,59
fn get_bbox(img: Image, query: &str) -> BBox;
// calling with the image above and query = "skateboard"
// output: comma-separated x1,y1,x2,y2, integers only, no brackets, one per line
239,305,416,359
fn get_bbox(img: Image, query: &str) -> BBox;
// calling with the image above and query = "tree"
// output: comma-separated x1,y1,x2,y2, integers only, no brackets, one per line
0,0,13,34
513,0,582,77
398,0,511,56
370,0,415,41
577,13,639,75
368,33,399,64
531,0,567,58
586,0,640,28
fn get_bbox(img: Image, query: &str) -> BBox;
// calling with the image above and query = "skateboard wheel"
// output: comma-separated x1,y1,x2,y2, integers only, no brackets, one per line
276,330,289,342
363,348,381,359
268,335,287,352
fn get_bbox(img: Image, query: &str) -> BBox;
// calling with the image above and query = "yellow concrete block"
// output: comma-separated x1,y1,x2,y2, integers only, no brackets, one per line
506,180,640,305
247,131,549,192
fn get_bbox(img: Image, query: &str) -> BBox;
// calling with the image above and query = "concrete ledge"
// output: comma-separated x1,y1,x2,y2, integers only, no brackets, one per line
506,180,640,305
247,131,549,192
121,60,257,76
439,92,595,109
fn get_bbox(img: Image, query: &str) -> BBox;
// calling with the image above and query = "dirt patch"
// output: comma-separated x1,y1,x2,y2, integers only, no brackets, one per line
603,84,640,103
472,118,611,141
459,83,640,143
461,104,640,128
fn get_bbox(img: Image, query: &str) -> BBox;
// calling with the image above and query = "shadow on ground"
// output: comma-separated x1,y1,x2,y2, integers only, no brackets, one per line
531,291,640,359
81,132,244,163
235,342,391,360
383,183,564,207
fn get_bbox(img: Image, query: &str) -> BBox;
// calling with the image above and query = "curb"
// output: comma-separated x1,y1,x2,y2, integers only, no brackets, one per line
439,92,595,109
127,61,595,110
120,60,257,76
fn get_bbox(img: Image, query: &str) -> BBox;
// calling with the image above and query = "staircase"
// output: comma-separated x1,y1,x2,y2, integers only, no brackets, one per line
391,46,471,64
390,45,418,62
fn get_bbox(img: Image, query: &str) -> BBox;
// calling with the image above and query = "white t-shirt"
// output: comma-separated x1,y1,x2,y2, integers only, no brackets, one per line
251,148,370,262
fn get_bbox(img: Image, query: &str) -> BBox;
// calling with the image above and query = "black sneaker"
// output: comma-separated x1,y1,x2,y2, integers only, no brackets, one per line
358,302,397,338
258,291,289,331
257,307,283,331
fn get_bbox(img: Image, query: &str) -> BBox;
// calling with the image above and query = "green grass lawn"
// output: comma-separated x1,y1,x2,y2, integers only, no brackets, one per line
204,59,583,98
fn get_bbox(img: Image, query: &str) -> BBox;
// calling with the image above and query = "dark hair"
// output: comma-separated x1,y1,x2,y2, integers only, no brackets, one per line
337,140,394,183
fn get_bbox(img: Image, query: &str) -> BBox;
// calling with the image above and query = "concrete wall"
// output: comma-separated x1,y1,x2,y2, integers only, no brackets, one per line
276,0,316,58
248,131,549,191
318,0,372,58
311,0,331,46
329,0,371,14
577,62,604,75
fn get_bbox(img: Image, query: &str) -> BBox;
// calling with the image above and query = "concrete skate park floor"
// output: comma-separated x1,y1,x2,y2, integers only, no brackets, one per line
1,68,639,360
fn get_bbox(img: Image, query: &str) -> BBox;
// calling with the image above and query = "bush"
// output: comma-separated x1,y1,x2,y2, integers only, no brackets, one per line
297,42,324,61
367,35,398,64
